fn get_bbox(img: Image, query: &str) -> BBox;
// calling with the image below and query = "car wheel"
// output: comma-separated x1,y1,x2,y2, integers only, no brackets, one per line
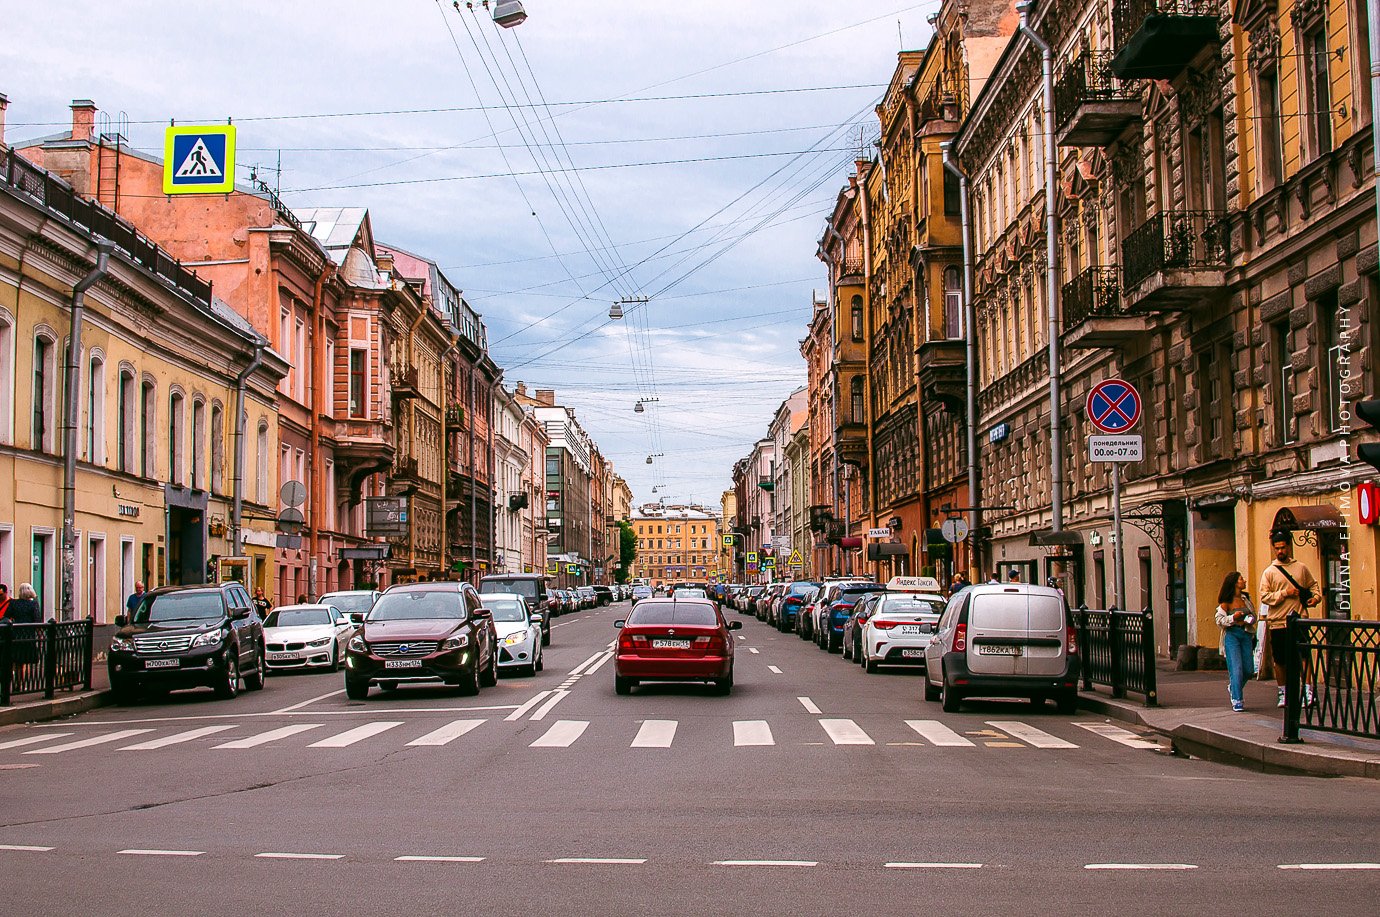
330,646,340,673
713,675,733,696
110,675,138,705
842,637,852,660
345,677,370,700
940,671,963,713
244,647,267,691
614,675,633,695
865,656,878,674
214,652,240,699
535,648,544,672
1056,691,1078,715
457,660,481,696
481,645,499,687
924,676,942,702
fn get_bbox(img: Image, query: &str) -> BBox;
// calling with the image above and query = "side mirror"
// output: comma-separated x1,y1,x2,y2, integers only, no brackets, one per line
114,614,128,628
614,620,625,628
728,620,743,630
232,606,251,620
531,612,544,623
474,608,493,618
350,612,365,625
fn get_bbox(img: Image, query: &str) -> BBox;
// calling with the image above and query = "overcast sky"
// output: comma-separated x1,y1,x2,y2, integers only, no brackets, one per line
6,0,938,508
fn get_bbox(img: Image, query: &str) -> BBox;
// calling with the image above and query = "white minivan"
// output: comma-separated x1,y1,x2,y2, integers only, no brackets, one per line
922,583,1079,713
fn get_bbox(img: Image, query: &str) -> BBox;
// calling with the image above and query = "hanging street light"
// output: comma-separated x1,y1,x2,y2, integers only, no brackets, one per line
489,0,528,28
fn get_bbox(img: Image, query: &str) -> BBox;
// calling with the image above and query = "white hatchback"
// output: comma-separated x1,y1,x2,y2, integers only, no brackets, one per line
860,592,947,673
483,592,544,677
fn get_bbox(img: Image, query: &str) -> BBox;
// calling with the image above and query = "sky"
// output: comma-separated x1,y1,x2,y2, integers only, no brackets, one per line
4,0,939,509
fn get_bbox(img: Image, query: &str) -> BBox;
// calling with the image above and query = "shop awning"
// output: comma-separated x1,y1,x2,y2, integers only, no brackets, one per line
1272,505,1344,531
1028,529,1084,547
867,543,909,559
839,536,863,549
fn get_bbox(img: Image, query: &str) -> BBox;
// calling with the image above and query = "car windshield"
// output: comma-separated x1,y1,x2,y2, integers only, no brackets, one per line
320,593,374,614
369,590,466,621
788,583,818,596
481,579,538,599
627,602,719,626
840,585,886,602
265,608,333,627
484,597,528,622
133,592,224,626
677,588,707,598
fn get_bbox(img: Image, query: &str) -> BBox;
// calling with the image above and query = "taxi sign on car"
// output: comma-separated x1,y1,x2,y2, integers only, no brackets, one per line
886,575,942,593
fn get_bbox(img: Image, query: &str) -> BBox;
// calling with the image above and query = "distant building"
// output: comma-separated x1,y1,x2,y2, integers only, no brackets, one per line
630,504,722,587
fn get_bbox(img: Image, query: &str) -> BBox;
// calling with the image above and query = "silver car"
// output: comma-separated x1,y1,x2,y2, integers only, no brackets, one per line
923,583,1079,714
482,592,544,677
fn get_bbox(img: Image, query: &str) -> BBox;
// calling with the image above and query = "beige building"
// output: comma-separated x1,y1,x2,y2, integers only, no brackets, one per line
631,504,722,587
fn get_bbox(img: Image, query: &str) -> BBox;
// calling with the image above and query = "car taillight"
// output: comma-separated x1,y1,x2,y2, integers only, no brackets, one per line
872,619,899,630
1066,625,1077,654
833,603,854,614
954,622,967,652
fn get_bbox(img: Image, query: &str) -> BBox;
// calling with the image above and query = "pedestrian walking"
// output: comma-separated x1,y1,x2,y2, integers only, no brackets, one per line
5,584,37,623
1214,571,1256,712
296,593,309,604
125,581,145,614
252,587,272,617
1258,531,1321,708
0,583,9,619
1006,569,1022,584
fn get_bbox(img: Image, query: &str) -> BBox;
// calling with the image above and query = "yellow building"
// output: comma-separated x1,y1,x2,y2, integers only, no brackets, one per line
0,146,287,620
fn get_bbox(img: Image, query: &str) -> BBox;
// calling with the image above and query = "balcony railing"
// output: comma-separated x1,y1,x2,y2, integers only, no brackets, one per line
445,403,465,430
1053,52,1141,146
1062,267,1125,327
393,456,420,481
1121,211,1229,291
390,364,419,399
840,253,865,277
1110,0,1221,80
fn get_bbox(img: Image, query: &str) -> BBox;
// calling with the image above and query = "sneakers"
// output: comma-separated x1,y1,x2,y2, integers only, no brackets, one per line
1277,687,1287,708
1304,685,1316,707
1232,701,1245,712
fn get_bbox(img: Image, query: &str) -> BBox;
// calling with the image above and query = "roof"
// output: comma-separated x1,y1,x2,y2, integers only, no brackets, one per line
293,207,372,264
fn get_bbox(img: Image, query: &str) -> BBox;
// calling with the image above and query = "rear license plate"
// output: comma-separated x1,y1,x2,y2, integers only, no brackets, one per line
900,649,925,658
144,659,179,669
267,652,301,661
978,645,1020,656
898,625,922,635
384,659,423,669
652,639,692,649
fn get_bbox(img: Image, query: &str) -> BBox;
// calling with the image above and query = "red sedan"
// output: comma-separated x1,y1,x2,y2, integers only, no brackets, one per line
614,598,741,695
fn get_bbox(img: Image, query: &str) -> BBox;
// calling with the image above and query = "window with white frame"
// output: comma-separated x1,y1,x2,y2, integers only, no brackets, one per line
141,379,156,477
0,311,11,445
169,390,186,486
256,420,270,504
86,353,106,464
117,369,135,473
32,332,56,453
191,398,205,490
210,403,225,494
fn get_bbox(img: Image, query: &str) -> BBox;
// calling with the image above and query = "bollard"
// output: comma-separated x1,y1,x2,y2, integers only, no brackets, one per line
1077,605,1093,692
82,617,94,691
43,619,59,700
1141,609,1158,707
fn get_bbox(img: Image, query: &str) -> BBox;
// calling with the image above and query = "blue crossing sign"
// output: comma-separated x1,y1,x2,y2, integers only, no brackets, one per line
1086,379,1142,434
163,125,236,195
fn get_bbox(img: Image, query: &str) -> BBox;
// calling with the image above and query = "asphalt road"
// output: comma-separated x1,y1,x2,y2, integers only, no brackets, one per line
3,599,1379,916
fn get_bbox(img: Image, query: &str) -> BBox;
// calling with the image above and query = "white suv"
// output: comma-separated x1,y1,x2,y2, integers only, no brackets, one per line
922,583,1079,713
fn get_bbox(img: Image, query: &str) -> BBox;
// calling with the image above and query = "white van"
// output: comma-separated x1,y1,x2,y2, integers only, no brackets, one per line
922,583,1079,713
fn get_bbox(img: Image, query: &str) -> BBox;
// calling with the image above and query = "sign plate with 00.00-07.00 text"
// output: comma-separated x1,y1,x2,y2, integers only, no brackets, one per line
1089,435,1143,463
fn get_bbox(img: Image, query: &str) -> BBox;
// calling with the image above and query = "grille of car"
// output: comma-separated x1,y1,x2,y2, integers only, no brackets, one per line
267,642,307,652
133,634,194,654
369,641,440,656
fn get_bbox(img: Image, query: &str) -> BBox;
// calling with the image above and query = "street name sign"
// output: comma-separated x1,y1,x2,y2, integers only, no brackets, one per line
1086,379,1142,434
163,125,236,195
1089,435,1144,462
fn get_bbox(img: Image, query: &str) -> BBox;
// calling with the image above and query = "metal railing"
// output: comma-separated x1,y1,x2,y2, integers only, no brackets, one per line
0,619,95,705
1281,615,1380,743
1074,606,1158,706
1121,210,1230,290
1061,266,1124,328
1112,0,1219,51
1054,52,1140,135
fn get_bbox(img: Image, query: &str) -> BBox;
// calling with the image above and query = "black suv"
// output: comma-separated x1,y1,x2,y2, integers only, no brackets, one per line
108,582,267,703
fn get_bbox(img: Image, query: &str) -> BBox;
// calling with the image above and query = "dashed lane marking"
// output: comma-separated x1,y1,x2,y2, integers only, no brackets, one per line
767,665,783,674
797,696,821,714
1085,863,1198,870
567,652,605,678
0,733,73,751
395,855,486,863
529,690,571,721
214,724,323,749
885,862,983,869
1278,863,1380,870
308,721,404,748
0,845,53,852
255,852,344,860
120,725,237,750
406,719,486,747
631,720,678,748
547,858,647,865
504,691,553,721
714,860,816,867
748,648,760,654
733,720,774,747
529,720,588,748
584,652,614,675
819,719,873,746
987,721,1078,749
24,729,152,755
905,720,975,747
1073,722,1161,750
119,849,204,857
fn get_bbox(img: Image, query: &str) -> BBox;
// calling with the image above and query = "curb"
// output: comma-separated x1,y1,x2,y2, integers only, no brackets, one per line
0,690,113,728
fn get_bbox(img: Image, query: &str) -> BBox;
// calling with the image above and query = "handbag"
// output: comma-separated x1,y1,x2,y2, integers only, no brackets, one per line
1274,563,1315,610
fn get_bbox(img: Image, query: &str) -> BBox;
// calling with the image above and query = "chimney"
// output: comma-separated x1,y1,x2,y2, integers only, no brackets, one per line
536,389,556,406
515,382,527,396
0,93,8,146
70,99,96,143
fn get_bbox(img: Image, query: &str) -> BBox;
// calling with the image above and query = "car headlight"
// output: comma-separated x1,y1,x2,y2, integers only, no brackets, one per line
442,633,470,650
347,635,368,653
190,630,225,649
502,631,529,646
307,637,332,648
110,636,134,652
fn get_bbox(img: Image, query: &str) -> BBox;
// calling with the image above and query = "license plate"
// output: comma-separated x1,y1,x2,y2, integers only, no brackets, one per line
384,659,423,669
898,625,922,635
144,659,179,669
652,639,692,649
268,652,301,661
900,649,925,658
978,645,1020,656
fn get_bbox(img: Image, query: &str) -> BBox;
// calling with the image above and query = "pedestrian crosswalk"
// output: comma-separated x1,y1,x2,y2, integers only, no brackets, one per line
0,715,1164,761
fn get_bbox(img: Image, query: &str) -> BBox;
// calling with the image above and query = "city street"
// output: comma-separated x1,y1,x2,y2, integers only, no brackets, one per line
3,600,1379,915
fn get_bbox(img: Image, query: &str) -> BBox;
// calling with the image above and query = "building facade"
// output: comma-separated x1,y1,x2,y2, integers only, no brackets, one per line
630,505,722,586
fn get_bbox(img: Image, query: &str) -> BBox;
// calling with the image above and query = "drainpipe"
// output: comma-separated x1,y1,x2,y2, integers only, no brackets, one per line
942,142,981,580
231,345,265,559
1017,1,1064,533
1371,0,1380,238
61,238,113,622
439,335,459,577
308,269,330,601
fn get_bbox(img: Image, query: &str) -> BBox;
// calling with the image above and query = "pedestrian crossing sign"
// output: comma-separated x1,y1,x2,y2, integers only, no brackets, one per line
788,549,803,567
163,124,236,195
762,556,777,568
745,552,758,564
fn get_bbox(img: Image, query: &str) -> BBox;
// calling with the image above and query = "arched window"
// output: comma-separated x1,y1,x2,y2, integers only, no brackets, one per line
87,353,106,464
169,391,186,486
191,398,206,490
141,379,156,477
32,332,57,453
850,376,865,424
943,266,963,340
850,295,864,342
210,403,225,494
256,419,270,504
0,310,13,444
117,369,136,473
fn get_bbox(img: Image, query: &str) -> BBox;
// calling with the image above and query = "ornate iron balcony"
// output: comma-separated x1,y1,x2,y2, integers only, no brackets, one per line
1054,52,1142,146
1121,210,1229,293
1110,0,1221,80
1062,267,1125,328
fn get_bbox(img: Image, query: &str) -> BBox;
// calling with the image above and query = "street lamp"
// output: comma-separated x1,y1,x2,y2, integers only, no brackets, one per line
490,0,528,28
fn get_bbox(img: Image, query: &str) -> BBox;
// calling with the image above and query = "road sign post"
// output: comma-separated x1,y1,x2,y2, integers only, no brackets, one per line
1086,379,1142,610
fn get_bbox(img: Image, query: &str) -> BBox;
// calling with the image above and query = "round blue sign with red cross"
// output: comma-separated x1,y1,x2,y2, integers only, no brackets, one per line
1086,379,1142,434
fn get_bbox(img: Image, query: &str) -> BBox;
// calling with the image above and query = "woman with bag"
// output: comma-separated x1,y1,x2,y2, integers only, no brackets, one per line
1214,571,1256,712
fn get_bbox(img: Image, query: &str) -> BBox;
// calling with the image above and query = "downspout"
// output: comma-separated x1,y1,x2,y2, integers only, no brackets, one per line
942,142,981,580
232,345,266,559
1371,0,1380,238
857,171,876,557
488,373,498,575
438,335,459,577
1018,1,1065,533
61,238,113,622
308,269,330,600
405,309,426,571
469,368,478,583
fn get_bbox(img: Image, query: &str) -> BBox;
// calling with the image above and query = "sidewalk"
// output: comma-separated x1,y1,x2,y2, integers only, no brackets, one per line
1079,661,1380,779
0,652,112,728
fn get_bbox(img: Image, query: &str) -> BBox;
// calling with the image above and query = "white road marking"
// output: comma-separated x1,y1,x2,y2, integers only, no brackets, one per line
797,696,821,714
736,635,746,640
0,732,73,751
987,721,1078,749
1278,863,1380,870
24,729,152,755
905,720,975,747
733,720,774,746
214,724,323,749
406,719,486,747
820,718,873,745
1073,722,1161,750
30,704,517,728
0,844,53,851
530,720,588,747
1084,863,1198,870
505,690,553,721
395,855,486,863
529,690,571,721
308,721,404,748
715,860,816,867
767,665,783,674
119,849,204,857
584,652,614,675
547,857,647,864
885,862,984,869
567,652,605,677
748,648,760,654
255,852,344,860
271,689,345,714
631,720,678,748
120,725,237,750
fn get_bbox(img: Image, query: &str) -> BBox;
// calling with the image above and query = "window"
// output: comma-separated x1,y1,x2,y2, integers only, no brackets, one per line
191,399,205,490
850,376,864,424
0,312,11,444
1318,290,1347,434
943,266,962,339
87,354,105,464
256,420,270,504
1273,319,1296,444
1186,108,1227,213
349,349,367,416
1197,348,1230,460
169,391,185,486
1256,66,1285,188
323,337,334,415
1303,25,1333,159
141,380,156,477
32,335,55,452
943,168,961,217
117,370,135,473
294,317,306,402
210,404,225,494
850,296,864,342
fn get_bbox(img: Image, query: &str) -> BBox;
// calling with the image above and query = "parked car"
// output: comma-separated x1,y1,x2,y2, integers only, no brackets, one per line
344,581,498,699
577,585,598,608
923,583,1079,713
318,589,381,625
263,603,355,672
482,592,543,677
480,574,551,646
592,584,614,606
108,582,266,703
744,585,766,617
842,592,883,661
775,582,819,632
613,597,741,695
857,591,947,672
757,583,784,623
816,582,886,652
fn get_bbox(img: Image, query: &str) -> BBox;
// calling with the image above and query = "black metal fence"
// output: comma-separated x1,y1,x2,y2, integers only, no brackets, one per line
1112,0,1220,51
1062,266,1124,330
1053,51,1139,135
0,619,95,705
1281,614,1380,743
1121,210,1230,291
1073,607,1158,706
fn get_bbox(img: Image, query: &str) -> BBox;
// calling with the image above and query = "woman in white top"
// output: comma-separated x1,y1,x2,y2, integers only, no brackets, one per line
1214,571,1256,712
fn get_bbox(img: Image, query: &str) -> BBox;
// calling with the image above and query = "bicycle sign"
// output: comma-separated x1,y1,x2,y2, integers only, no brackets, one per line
1086,379,1142,434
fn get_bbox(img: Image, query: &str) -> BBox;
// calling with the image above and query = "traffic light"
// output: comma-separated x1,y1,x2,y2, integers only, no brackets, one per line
1358,400,1380,472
